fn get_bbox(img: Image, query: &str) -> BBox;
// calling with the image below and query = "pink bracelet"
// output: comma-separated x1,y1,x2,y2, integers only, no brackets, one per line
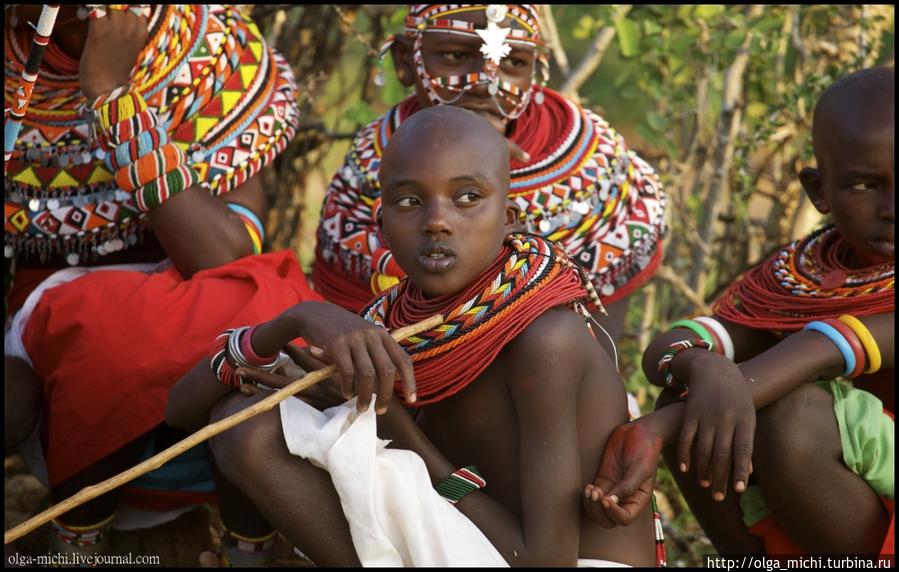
240,325,278,367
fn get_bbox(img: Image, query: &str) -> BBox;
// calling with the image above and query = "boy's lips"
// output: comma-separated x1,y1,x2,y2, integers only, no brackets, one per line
417,243,458,273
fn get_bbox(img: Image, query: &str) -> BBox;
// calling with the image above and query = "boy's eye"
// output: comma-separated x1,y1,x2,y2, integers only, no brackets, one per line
501,57,528,68
396,196,420,207
850,182,878,191
457,191,482,204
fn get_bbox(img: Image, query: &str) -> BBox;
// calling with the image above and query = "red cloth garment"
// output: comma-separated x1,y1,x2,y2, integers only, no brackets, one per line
22,250,322,487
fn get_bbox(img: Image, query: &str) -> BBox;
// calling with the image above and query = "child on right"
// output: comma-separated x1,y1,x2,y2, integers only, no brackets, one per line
584,66,894,556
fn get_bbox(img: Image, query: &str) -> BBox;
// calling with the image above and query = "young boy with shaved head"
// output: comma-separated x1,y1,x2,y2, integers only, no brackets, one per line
585,67,894,557
168,105,663,566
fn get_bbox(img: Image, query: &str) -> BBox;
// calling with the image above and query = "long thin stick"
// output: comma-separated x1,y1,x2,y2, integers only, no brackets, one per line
5,314,443,545
4,5,60,168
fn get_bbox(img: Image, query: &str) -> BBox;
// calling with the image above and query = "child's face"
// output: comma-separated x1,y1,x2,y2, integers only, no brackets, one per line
802,108,894,266
379,118,517,298
402,12,536,134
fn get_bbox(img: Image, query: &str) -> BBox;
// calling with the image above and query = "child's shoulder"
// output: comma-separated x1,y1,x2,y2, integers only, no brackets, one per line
500,306,609,393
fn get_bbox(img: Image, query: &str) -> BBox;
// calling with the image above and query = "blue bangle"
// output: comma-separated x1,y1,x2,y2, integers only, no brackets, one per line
803,321,856,377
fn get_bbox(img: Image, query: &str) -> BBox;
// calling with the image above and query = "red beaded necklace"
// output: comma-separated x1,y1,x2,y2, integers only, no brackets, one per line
713,225,894,333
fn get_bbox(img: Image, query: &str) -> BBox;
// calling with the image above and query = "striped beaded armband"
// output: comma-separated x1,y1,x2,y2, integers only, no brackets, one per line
94,109,161,151
210,327,286,389
435,466,486,504
657,339,714,392
115,142,186,192
227,203,265,255
91,85,148,131
106,125,169,172
136,163,200,212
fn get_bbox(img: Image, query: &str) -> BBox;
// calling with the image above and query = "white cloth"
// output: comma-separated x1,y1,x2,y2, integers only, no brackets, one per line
578,558,631,567
279,396,508,567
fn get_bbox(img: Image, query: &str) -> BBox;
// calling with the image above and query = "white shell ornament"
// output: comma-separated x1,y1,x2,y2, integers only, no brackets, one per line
485,5,508,24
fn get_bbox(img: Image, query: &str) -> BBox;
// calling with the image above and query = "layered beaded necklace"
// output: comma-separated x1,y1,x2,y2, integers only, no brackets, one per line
713,224,894,332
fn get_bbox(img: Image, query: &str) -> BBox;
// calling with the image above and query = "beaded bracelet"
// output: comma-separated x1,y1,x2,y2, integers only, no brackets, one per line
802,321,856,378
693,316,735,361
240,325,279,367
657,339,715,392
136,164,200,212
210,327,286,388
95,109,160,150
670,320,717,352
435,466,486,504
838,315,882,375
821,318,865,378
107,125,169,172
227,203,265,255
115,142,186,192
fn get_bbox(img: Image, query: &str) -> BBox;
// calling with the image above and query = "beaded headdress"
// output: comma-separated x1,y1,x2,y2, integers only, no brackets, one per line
378,4,550,121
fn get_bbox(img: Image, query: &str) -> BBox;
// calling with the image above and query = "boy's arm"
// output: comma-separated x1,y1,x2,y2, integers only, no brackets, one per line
592,312,894,517
378,309,590,566
166,301,417,432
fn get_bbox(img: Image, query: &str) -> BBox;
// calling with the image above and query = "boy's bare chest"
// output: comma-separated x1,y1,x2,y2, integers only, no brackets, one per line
421,363,523,513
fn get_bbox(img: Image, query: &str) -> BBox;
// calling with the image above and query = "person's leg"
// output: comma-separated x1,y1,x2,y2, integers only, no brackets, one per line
208,392,360,566
208,449,278,566
5,356,41,452
49,431,153,553
656,389,765,553
753,383,890,554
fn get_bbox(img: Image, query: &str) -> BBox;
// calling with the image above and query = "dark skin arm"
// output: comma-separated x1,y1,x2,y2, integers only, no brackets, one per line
165,301,416,432
80,10,264,278
588,312,894,517
371,309,600,566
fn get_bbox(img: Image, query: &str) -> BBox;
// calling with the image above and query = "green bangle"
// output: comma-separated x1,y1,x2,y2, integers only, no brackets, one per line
670,319,715,349
436,466,486,504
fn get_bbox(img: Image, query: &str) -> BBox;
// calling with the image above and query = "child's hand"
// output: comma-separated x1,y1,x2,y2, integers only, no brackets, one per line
583,419,662,527
79,10,148,100
283,302,417,414
677,353,755,501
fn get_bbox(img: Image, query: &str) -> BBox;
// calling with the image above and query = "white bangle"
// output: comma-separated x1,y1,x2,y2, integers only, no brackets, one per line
694,316,735,361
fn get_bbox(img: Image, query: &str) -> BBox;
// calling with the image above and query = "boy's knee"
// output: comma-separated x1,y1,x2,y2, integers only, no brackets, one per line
755,383,837,467
210,407,283,485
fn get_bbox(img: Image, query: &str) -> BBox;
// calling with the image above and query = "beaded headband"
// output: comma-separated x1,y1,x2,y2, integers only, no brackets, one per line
378,4,550,121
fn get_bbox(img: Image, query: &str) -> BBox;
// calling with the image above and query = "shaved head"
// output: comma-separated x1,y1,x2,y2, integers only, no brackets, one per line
380,105,510,193
812,67,894,165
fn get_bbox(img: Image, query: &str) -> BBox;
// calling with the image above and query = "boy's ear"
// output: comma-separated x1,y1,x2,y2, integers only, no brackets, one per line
377,210,390,248
504,201,523,233
799,167,830,214
390,36,416,87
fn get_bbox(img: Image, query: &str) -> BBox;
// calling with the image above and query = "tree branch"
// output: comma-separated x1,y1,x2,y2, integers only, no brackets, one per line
654,265,713,315
560,5,632,100
540,5,570,77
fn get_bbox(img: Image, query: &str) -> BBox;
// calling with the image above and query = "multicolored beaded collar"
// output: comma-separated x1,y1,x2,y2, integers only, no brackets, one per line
713,224,895,333
4,5,300,264
314,88,666,311
360,233,591,405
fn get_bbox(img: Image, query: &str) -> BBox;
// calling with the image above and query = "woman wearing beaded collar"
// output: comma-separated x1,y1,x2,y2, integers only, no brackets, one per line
313,4,667,344
4,4,317,559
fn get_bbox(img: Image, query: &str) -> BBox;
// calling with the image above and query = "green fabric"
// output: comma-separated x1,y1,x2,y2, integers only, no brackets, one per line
740,484,771,527
740,380,894,525
828,380,894,499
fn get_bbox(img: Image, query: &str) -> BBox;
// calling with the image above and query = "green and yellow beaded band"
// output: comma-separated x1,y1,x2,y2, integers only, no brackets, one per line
435,465,486,504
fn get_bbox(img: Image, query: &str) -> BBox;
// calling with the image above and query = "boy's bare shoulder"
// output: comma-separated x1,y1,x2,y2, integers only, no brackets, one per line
500,306,606,395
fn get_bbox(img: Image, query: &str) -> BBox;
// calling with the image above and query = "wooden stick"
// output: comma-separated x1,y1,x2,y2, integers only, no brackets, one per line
4,314,443,545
